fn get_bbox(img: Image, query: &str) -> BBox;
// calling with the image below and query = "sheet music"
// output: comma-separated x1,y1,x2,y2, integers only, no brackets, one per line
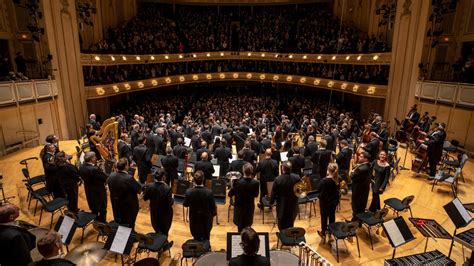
229,154,237,163
230,235,267,258
58,216,74,243
213,165,220,176
184,137,192,147
110,226,132,254
280,151,288,162
384,219,405,247
453,198,472,224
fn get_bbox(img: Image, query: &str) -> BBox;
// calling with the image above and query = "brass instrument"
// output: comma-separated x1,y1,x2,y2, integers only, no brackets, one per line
339,180,349,195
90,117,119,161
294,175,311,198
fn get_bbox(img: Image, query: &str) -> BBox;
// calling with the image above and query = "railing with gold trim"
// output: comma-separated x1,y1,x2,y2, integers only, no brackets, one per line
86,72,386,99
415,81,474,108
81,51,391,66
0,79,58,106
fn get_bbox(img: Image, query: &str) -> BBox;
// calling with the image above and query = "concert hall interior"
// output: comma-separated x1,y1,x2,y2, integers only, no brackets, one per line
1,0,474,265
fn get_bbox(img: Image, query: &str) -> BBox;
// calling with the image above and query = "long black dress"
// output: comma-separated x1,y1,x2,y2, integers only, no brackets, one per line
368,161,390,212
143,181,174,235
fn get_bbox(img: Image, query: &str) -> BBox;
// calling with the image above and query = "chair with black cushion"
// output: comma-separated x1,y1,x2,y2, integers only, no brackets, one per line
443,153,468,182
328,221,360,263
180,239,210,266
261,181,274,224
212,178,226,224
134,257,160,266
134,232,172,261
172,179,192,222
21,168,45,187
66,211,97,243
25,183,51,212
355,208,388,250
276,227,306,249
297,176,318,219
93,221,113,242
34,193,68,229
431,168,461,197
383,195,415,217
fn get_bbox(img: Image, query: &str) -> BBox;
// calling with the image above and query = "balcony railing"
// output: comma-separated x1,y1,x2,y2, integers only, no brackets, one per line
415,81,474,108
0,79,58,106
81,51,391,66
85,72,387,99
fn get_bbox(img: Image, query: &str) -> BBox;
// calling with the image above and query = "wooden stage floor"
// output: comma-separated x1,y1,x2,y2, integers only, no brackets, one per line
1,140,473,265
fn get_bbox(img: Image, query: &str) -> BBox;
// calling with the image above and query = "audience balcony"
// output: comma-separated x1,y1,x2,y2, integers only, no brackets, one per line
0,79,58,107
81,51,391,66
415,80,474,108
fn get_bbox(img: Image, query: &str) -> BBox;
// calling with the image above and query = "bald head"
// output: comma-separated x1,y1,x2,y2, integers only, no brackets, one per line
0,204,20,223
265,148,272,157
201,152,209,161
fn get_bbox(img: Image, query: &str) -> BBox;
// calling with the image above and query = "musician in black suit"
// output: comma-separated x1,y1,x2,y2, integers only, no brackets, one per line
118,133,132,163
233,128,247,153
228,163,260,232
173,138,188,159
230,150,246,175
183,171,217,240
143,170,173,235
0,204,36,266
364,132,380,162
350,152,372,221
270,161,300,230
229,227,270,266
303,135,318,157
89,114,101,130
42,143,63,198
79,152,107,222
325,129,337,152
427,124,447,179
403,104,420,129
311,139,333,179
161,147,179,186
130,124,140,150
378,122,389,152
29,231,75,266
288,146,305,176
133,136,151,184
55,152,81,213
194,152,215,180
108,158,142,229
196,141,209,162
255,149,279,208
249,133,260,155
223,128,233,148
336,140,352,182
242,141,257,166
214,139,232,177
260,136,272,153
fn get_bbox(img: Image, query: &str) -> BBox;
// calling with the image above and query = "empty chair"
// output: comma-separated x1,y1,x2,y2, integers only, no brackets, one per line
134,232,172,261
443,153,468,182
21,168,45,187
180,239,210,266
276,227,306,249
33,193,68,229
328,221,360,263
93,221,114,242
431,168,461,197
355,208,388,250
172,179,192,222
25,183,51,211
67,211,97,243
383,195,415,217
212,178,226,224
260,181,274,224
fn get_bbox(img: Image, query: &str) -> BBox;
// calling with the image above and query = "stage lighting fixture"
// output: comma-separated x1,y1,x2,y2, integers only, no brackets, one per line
367,86,376,94
94,56,100,61
111,56,115,61
122,56,127,61
352,85,359,92
357,55,362,60
136,56,140,60
317,55,322,60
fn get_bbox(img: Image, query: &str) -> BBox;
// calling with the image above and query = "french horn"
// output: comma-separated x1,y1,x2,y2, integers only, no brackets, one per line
294,175,311,198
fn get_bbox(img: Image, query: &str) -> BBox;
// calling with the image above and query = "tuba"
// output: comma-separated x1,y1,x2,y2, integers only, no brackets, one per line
294,175,311,198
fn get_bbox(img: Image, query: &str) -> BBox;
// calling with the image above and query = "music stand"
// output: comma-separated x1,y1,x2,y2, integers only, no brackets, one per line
382,217,416,258
443,198,473,257
104,226,135,265
408,217,452,252
54,215,78,251
226,232,269,261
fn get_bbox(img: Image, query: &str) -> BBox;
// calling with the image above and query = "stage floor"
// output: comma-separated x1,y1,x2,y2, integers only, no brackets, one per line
1,140,473,265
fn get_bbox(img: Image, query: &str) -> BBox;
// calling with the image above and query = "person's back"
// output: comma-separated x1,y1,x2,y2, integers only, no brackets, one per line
229,254,271,266
229,227,270,266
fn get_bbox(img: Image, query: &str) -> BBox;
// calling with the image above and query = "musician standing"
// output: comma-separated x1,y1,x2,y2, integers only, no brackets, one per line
183,171,217,240
196,141,209,162
133,136,151,184
173,138,188,159
364,132,380,162
214,139,232,177
55,152,80,214
270,161,300,230
369,151,390,212
108,158,142,229
255,149,279,209
350,152,372,221
118,133,133,163
311,139,332,179
42,143,63,198
0,204,36,266
89,114,101,130
79,152,108,222
161,147,179,186
336,140,352,182
317,163,340,243
143,170,173,236
303,135,318,158
288,146,305,176
194,152,215,180
228,163,259,232
230,150,246,175
130,124,140,150
242,141,257,167
427,124,447,179
378,122,389,152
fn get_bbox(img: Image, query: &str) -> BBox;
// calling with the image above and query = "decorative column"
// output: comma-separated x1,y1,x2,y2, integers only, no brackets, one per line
384,0,430,129
42,0,87,139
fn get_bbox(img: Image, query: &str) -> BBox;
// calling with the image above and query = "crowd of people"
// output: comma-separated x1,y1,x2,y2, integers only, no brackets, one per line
84,60,389,86
84,3,389,55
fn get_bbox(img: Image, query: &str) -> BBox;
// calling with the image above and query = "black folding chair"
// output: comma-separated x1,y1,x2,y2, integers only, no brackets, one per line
33,193,68,229
276,227,306,249
172,179,192,222
134,232,172,261
383,195,415,217
356,208,388,250
212,178,226,224
328,221,360,263
180,239,209,266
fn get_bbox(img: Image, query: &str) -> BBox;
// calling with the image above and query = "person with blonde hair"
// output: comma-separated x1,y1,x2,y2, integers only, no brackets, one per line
317,163,340,243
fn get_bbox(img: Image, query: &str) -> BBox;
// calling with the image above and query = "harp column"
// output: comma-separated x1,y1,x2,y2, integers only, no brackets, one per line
42,0,87,139
384,0,430,130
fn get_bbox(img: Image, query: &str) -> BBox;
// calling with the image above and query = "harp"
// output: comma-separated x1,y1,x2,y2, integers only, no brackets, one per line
90,117,119,162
